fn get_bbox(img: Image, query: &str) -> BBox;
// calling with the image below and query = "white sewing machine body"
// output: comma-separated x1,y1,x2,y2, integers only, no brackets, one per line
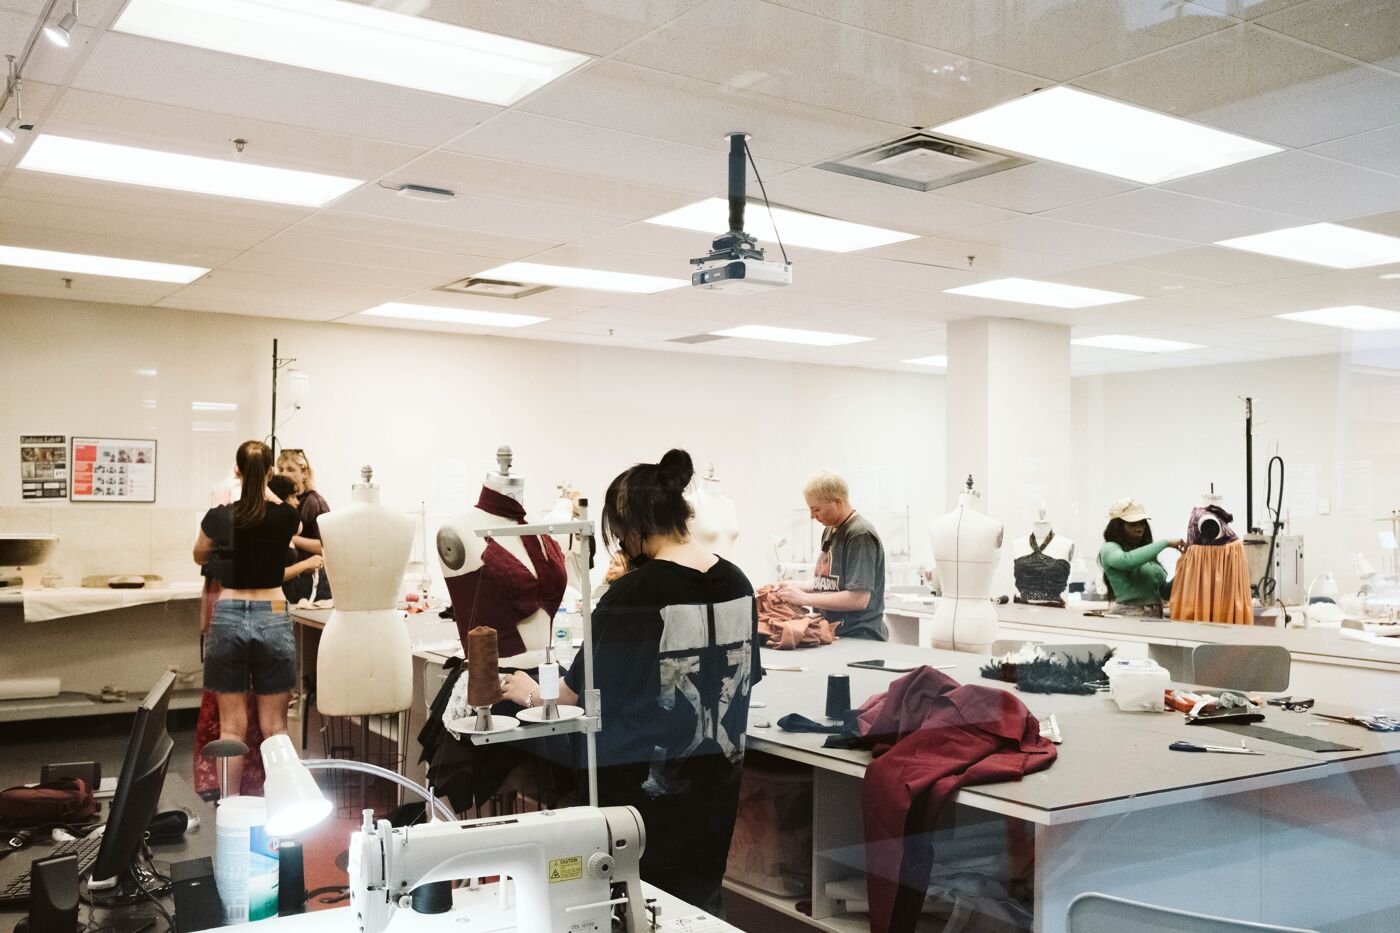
348,805,647,933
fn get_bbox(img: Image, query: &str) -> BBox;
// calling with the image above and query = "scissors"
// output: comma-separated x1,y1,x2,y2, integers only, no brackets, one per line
1311,712,1400,732
1169,740,1263,755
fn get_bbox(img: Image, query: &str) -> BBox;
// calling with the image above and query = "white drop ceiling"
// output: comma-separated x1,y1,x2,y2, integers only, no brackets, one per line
2,0,1400,375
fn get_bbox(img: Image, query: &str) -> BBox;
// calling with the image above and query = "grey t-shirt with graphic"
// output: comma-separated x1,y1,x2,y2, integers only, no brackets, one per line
814,512,887,640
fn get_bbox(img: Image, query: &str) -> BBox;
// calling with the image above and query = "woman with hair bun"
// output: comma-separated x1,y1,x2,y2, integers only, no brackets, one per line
501,448,761,915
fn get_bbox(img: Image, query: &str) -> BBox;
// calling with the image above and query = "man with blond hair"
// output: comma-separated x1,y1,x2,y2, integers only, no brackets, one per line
777,469,887,640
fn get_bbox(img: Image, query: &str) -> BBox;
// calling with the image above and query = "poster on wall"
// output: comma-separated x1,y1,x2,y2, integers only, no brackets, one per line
20,435,68,500
70,437,157,503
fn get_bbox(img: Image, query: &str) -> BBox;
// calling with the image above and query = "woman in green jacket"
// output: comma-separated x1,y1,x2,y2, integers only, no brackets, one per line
1099,498,1184,617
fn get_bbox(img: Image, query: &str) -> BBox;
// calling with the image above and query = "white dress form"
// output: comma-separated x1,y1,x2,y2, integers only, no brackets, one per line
929,478,1003,653
316,466,415,716
437,446,551,668
688,465,739,556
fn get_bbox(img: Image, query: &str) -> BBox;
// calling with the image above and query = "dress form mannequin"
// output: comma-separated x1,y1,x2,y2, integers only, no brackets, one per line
437,446,565,668
929,476,1003,652
316,466,416,716
688,464,740,556
1011,504,1074,607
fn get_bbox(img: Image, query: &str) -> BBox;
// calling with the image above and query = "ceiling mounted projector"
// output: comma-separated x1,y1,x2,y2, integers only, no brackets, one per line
689,132,792,294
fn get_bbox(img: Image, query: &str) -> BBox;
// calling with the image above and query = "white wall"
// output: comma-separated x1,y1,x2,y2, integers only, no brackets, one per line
1072,350,1400,594
0,295,946,591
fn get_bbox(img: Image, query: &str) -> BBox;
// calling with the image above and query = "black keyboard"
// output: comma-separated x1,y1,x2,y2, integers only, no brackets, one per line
0,833,103,905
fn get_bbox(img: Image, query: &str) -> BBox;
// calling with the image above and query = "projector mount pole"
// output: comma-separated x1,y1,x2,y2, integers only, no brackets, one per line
728,131,746,235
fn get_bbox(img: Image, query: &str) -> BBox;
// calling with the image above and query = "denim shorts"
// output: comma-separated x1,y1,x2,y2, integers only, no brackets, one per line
204,600,296,694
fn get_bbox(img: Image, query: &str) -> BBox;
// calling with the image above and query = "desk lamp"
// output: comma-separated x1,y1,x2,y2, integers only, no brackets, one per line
259,734,454,837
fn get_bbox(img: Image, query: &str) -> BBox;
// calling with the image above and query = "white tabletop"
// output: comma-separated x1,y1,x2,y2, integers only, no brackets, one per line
1,581,202,622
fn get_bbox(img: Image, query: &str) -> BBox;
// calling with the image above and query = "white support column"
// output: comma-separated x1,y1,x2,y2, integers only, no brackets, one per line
946,319,1073,588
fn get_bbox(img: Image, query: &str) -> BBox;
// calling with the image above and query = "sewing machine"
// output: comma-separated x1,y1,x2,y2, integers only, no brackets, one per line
348,805,647,933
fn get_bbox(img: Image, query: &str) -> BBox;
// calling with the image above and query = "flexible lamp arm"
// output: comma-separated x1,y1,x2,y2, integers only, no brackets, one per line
302,759,455,822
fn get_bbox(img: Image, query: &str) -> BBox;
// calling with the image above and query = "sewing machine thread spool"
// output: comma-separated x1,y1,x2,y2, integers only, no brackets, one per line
539,650,561,721
825,674,851,720
412,881,452,914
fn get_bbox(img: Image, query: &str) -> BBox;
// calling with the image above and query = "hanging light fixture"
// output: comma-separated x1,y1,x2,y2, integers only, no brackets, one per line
44,0,79,48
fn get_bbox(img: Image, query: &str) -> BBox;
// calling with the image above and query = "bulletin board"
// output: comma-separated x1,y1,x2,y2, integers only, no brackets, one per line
70,437,157,503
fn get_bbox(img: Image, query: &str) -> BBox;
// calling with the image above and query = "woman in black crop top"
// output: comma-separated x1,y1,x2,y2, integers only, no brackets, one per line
193,440,301,793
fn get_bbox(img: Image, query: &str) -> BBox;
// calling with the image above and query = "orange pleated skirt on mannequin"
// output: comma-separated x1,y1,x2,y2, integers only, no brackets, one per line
1170,539,1253,624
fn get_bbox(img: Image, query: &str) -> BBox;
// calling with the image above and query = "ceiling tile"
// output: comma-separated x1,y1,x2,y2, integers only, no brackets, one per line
155,294,356,321
760,167,1016,238
1307,123,1400,177
300,213,553,260
217,252,451,292
1249,267,1400,309
954,216,1192,263
0,196,284,251
766,0,1232,81
372,0,708,57
35,88,426,179
252,232,497,277
1190,0,1309,19
616,0,1043,126
1044,188,1308,243
0,223,238,269
517,60,906,166
1043,262,1221,296
869,236,1090,278
447,112,798,195
1076,24,1400,148
0,169,316,226
330,184,623,243
0,267,178,302
381,150,693,221
1163,151,1400,220
1118,244,1319,284
936,161,1139,215
1256,0,1400,73
71,32,500,149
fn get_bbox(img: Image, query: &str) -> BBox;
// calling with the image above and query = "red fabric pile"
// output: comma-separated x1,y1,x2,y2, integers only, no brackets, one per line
755,584,838,649
852,667,1057,933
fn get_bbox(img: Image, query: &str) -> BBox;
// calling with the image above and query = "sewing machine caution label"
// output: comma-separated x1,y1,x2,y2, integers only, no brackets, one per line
548,855,583,883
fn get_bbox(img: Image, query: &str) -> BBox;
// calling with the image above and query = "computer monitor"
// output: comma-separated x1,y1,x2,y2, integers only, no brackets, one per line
87,672,176,897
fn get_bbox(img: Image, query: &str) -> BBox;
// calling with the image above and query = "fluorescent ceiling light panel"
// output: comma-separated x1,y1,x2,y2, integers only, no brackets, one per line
361,302,548,328
1276,306,1400,331
1072,335,1201,353
476,262,685,294
945,277,1140,308
19,135,362,207
931,86,1281,184
904,355,948,367
191,401,237,411
646,198,917,253
711,325,870,346
1216,223,1400,269
0,244,208,283
112,0,590,106
134,369,158,377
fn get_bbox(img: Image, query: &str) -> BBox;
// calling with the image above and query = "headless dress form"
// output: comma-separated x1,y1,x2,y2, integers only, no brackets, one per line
930,486,1003,653
437,454,566,668
1013,529,1074,608
1170,503,1252,624
688,468,739,556
316,467,415,716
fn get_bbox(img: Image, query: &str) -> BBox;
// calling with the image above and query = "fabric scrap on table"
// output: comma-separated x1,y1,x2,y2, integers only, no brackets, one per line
755,584,839,649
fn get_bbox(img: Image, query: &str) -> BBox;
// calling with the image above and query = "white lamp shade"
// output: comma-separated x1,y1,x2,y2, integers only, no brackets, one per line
260,734,332,836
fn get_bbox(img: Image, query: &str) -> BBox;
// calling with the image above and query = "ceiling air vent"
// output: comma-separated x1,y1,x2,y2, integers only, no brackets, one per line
437,277,551,299
668,334,727,344
817,133,1029,192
